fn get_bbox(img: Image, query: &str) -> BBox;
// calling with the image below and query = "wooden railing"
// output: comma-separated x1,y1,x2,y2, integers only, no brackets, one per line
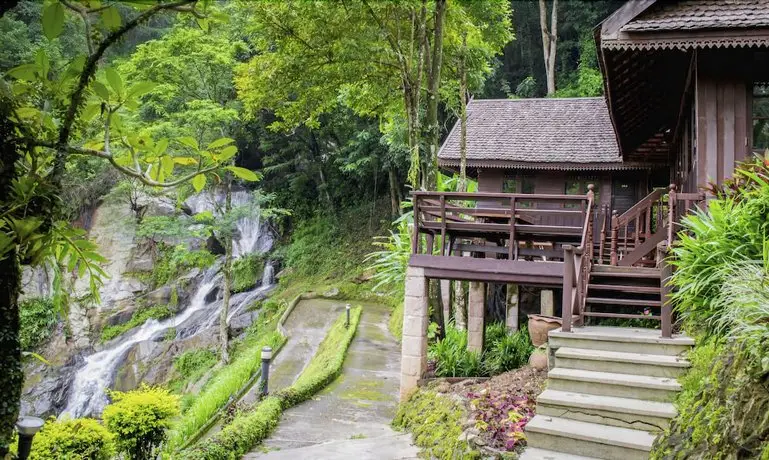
411,191,590,260
561,186,595,332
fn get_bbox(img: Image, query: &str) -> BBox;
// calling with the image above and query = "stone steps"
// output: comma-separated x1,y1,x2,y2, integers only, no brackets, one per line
519,446,599,460
549,326,694,356
523,326,693,459
555,346,690,378
536,388,676,431
526,415,655,460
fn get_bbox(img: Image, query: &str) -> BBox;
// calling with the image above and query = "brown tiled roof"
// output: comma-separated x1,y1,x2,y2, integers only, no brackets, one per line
438,98,622,168
621,0,769,32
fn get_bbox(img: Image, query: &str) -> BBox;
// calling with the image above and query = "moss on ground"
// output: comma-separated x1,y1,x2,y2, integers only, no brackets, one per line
393,388,478,460
339,379,389,402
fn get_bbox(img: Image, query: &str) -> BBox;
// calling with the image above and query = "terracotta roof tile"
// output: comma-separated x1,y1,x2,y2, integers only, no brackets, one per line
622,0,769,32
438,98,622,166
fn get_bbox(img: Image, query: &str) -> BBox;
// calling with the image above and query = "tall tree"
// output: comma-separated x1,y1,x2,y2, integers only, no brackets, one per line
539,0,558,95
0,1,254,448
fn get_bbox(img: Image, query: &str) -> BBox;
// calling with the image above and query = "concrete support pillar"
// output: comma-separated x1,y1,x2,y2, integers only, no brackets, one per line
467,281,485,353
400,267,429,400
541,289,554,317
506,284,519,332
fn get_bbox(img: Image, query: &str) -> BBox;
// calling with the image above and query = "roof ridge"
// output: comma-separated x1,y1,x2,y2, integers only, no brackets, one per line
471,97,606,103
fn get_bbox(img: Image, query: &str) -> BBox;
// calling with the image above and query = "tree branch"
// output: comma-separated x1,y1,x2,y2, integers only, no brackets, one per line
33,140,217,188
51,0,197,188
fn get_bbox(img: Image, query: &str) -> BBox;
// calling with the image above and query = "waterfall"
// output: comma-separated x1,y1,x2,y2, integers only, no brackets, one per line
60,270,221,419
59,189,276,419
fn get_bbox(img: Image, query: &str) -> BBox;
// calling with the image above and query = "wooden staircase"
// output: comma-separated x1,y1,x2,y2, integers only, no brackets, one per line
521,327,694,460
584,265,663,323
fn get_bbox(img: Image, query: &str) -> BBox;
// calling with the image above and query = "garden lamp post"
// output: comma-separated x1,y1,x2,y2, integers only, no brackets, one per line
345,304,351,328
15,416,44,460
260,346,272,397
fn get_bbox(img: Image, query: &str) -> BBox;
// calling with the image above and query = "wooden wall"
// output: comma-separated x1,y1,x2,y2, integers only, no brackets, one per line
694,51,752,188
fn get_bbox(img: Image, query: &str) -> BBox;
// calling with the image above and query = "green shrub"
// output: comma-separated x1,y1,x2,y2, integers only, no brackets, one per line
102,385,180,460
185,307,362,459
429,325,485,378
671,189,769,335
483,325,534,375
393,389,478,460
101,305,174,342
429,322,532,378
30,418,115,460
19,297,56,351
232,254,264,293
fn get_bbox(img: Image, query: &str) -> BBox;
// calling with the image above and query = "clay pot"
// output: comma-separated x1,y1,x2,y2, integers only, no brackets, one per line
527,314,562,347
528,350,548,370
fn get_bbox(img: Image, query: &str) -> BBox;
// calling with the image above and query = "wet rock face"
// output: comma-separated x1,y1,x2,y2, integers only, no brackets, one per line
21,340,87,418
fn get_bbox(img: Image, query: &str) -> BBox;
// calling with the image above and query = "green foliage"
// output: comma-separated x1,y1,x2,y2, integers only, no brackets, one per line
183,307,362,459
29,417,115,460
101,305,174,343
428,323,534,377
232,254,265,293
174,349,218,381
150,244,216,288
165,329,285,452
429,325,484,378
102,385,180,460
366,216,412,294
429,322,533,378
483,325,534,375
393,389,478,460
18,297,56,351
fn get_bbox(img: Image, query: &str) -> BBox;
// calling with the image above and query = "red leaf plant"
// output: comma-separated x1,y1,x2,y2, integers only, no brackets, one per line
467,389,536,451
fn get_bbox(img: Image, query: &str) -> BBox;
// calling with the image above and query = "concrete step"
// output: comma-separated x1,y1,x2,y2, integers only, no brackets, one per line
547,368,681,402
549,326,694,356
525,415,655,460
555,347,690,378
536,389,676,431
519,446,599,459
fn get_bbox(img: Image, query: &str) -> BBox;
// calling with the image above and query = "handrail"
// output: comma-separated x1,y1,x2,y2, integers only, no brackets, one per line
615,188,665,227
562,185,594,331
412,191,588,201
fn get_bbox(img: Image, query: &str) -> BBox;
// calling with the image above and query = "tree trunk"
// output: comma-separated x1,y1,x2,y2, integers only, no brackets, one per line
219,178,233,364
453,280,466,330
388,167,401,218
423,0,447,191
458,33,468,192
539,0,558,95
0,96,23,453
405,3,427,189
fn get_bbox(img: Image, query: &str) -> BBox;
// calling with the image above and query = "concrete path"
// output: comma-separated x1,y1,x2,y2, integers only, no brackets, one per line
244,302,419,459
204,298,343,439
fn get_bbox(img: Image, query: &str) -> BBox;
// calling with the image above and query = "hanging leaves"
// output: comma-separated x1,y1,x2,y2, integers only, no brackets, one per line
105,67,124,98
225,166,260,182
192,173,207,192
42,2,65,40
101,6,122,31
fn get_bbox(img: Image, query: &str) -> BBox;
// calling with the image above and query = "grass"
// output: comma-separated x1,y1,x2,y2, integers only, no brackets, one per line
168,349,218,395
182,307,363,459
101,305,174,342
165,324,285,452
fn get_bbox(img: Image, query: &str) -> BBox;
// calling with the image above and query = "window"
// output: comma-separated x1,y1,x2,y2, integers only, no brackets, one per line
564,178,599,208
503,175,535,207
753,83,769,153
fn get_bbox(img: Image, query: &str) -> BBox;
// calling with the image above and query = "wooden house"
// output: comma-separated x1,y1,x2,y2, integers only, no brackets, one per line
401,2,769,457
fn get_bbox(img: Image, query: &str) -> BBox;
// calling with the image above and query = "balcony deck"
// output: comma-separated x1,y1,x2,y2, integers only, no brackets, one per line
409,191,594,285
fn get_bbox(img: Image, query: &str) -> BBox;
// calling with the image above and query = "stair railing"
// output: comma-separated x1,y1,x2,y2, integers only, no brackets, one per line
609,187,666,265
562,185,594,332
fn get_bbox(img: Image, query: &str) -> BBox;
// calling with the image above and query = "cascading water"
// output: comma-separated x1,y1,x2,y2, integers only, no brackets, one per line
61,270,221,418
60,189,275,418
